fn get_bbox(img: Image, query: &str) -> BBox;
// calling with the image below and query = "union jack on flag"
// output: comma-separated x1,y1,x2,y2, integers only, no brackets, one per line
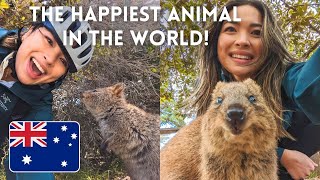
9,121,80,172
9,122,47,148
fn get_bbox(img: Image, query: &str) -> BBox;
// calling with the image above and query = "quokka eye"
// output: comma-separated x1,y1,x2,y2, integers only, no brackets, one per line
248,95,256,103
216,97,223,104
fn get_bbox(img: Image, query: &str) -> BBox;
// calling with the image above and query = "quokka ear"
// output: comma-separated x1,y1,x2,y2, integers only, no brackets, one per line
112,83,125,98
213,81,226,93
243,78,261,93
243,78,255,85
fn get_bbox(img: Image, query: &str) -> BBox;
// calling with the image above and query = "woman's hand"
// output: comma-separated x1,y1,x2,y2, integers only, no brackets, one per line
280,149,318,180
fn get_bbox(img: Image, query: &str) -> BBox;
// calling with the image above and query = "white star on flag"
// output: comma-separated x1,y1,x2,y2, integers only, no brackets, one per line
68,143,72,147
61,125,68,132
71,133,77,139
53,137,60,143
61,160,68,167
22,155,32,165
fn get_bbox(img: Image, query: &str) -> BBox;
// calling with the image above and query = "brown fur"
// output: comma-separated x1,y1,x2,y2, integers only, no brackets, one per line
82,83,160,180
161,79,278,180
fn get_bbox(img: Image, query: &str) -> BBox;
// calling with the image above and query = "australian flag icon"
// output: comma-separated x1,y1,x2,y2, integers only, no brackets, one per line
9,121,80,172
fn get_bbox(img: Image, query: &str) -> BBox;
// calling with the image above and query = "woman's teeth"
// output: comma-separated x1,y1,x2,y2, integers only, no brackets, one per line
31,58,45,74
232,54,252,60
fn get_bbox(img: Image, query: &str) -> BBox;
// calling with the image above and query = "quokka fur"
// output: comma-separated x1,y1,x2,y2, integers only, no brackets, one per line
82,83,160,180
160,79,278,180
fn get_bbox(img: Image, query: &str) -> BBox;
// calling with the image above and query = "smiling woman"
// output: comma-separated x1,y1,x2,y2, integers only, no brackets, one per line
0,6,94,180
179,0,320,180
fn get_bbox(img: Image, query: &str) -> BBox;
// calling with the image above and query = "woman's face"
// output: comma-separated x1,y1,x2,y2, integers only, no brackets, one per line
15,27,68,85
217,5,263,81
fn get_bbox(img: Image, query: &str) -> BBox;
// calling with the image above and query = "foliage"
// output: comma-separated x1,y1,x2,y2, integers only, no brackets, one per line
161,99,185,128
0,0,39,28
0,167,128,180
160,0,320,127
55,162,126,180
266,0,320,59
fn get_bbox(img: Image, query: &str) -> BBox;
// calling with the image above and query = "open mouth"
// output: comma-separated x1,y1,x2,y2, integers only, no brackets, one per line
229,53,255,65
27,57,45,78
231,54,253,60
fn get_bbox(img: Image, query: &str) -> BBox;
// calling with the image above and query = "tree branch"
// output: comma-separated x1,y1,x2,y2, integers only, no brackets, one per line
279,0,293,10
302,39,320,59
309,23,320,34
160,128,180,134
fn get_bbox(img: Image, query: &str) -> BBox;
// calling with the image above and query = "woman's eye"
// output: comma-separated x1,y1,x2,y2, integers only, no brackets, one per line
60,58,68,67
46,37,54,46
251,30,261,36
224,26,236,32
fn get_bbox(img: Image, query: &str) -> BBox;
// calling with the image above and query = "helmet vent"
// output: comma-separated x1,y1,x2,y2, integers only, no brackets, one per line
60,11,71,23
78,46,92,58
81,58,90,65
72,41,80,48
71,32,87,48
67,20,81,34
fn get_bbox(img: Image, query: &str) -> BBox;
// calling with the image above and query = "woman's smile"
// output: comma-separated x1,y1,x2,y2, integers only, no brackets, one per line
229,50,255,66
27,57,46,79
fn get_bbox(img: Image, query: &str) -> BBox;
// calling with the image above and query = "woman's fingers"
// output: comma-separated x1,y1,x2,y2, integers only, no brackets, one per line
312,161,318,167
281,149,317,180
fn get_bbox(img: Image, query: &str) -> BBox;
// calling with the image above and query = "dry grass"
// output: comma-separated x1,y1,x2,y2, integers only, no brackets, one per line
306,152,320,180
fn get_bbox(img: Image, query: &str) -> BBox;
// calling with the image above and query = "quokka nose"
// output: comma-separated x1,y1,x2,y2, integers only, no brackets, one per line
226,104,245,127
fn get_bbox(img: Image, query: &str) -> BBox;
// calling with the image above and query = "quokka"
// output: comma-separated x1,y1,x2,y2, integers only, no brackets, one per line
160,79,278,180
82,83,160,180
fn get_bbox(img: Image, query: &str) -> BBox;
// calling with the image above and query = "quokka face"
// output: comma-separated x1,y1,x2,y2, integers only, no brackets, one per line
204,79,276,141
81,83,125,119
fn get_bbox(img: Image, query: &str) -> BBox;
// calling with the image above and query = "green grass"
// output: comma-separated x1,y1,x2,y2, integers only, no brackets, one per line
307,171,319,179
1,168,319,179
0,168,126,180
55,169,112,180
0,170,5,180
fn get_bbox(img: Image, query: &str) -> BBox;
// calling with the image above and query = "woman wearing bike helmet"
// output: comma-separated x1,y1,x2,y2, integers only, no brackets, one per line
0,6,93,180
